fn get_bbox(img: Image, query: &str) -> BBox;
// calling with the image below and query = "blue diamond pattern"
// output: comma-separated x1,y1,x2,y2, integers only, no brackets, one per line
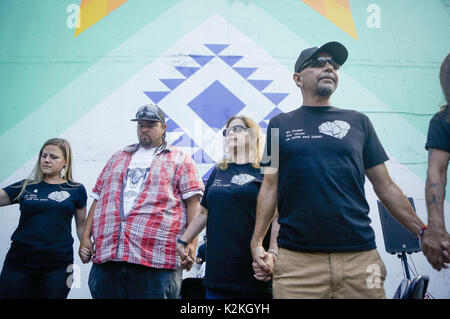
187,80,246,130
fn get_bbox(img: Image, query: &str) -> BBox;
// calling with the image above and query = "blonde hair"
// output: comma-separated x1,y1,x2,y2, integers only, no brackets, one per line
217,115,262,171
15,138,76,200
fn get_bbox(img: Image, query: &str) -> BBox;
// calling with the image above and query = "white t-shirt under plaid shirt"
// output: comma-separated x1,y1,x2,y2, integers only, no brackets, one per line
91,143,204,269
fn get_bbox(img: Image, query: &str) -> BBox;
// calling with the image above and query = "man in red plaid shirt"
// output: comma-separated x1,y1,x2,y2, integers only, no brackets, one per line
79,104,204,299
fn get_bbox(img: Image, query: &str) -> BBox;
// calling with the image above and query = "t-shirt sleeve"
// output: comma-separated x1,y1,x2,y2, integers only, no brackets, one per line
425,112,450,152
200,168,216,209
363,115,389,169
260,118,279,168
75,184,88,209
176,152,205,197
2,180,25,204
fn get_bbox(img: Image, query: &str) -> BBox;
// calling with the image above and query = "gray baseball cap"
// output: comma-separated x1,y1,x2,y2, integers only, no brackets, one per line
294,41,348,73
131,104,165,123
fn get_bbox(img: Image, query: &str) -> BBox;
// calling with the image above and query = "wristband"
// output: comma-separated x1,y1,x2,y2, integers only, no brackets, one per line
177,238,189,247
268,249,278,258
419,225,427,237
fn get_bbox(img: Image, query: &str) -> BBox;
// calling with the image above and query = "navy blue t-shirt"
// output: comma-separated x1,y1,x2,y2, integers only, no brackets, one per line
425,106,450,152
262,106,389,253
3,180,87,269
200,163,271,294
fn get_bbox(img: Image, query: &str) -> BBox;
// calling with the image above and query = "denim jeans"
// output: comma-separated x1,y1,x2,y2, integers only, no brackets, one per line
0,264,71,299
88,261,182,299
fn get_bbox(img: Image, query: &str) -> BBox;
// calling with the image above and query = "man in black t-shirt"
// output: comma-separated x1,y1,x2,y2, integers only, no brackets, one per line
422,53,450,271
251,41,430,299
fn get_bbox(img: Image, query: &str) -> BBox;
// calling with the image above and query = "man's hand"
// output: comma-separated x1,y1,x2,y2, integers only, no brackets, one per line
252,251,276,282
421,227,449,271
176,242,194,271
79,237,95,264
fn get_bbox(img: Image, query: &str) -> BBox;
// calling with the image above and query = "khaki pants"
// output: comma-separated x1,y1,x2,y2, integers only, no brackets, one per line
273,248,387,299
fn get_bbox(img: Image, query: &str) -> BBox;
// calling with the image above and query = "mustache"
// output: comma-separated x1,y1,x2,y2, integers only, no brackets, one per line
318,74,336,82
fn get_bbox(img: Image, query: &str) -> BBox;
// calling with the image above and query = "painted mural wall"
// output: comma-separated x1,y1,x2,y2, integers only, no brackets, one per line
0,0,449,298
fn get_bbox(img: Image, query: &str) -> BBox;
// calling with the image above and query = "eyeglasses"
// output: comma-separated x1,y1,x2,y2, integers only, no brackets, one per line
299,57,340,72
222,125,248,136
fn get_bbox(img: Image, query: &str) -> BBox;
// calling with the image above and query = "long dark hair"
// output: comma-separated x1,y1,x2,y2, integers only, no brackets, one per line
439,53,450,122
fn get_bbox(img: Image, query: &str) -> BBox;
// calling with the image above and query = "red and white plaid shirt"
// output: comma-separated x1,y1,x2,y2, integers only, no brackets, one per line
91,143,204,269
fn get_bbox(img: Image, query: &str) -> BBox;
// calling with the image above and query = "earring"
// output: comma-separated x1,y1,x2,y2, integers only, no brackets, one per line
61,167,66,179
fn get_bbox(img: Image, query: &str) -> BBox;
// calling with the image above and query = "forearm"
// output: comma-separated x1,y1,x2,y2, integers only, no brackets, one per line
268,211,280,251
181,207,207,243
425,169,447,230
76,220,85,241
251,183,278,248
376,182,425,236
82,200,97,240
183,195,203,245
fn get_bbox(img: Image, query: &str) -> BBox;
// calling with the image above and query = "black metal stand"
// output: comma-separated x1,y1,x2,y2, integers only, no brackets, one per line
398,251,411,280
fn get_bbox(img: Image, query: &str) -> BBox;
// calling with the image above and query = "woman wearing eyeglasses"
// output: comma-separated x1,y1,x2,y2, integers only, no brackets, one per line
176,116,279,299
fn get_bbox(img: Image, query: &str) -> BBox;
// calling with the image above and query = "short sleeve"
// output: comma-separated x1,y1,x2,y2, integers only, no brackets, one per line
362,115,389,169
176,152,205,197
92,152,117,197
75,184,88,209
200,168,217,209
3,180,26,204
260,118,279,168
425,111,450,152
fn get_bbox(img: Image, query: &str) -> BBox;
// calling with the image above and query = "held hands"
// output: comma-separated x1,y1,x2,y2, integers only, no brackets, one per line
176,242,195,271
79,237,95,264
251,245,276,282
421,228,450,271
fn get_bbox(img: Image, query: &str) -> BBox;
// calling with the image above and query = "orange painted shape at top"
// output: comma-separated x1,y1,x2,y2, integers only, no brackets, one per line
301,0,326,15
334,0,350,10
81,0,96,7
106,0,128,14
301,0,357,40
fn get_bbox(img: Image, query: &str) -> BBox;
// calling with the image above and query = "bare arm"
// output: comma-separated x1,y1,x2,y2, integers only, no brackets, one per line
180,194,202,270
78,199,97,263
251,170,278,271
366,163,425,236
253,209,280,282
180,205,208,244
425,148,449,232
0,189,11,207
423,148,450,270
74,206,87,242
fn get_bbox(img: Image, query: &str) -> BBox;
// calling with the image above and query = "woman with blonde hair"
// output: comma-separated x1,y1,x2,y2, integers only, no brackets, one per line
0,138,87,299
177,115,278,299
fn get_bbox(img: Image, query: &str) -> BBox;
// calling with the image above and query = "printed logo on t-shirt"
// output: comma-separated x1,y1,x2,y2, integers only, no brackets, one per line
230,174,255,186
318,120,350,139
48,191,71,202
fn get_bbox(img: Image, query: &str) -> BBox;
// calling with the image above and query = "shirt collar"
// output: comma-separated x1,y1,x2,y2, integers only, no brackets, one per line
124,143,171,155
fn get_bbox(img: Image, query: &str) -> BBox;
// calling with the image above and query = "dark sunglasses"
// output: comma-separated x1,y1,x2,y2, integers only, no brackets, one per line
299,57,340,72
223,125,248,136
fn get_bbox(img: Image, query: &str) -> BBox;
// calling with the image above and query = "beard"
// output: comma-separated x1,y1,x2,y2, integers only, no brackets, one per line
316,83,335,97
139,134,156,147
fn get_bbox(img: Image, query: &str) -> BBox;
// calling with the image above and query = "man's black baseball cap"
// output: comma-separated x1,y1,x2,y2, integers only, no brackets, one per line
294,41,348,73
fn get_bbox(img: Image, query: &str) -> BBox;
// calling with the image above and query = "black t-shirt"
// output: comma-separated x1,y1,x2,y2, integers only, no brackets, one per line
200,163,271,293
3,180,87,269
262,106,389,253
425,106,450,152
196,243,206,264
